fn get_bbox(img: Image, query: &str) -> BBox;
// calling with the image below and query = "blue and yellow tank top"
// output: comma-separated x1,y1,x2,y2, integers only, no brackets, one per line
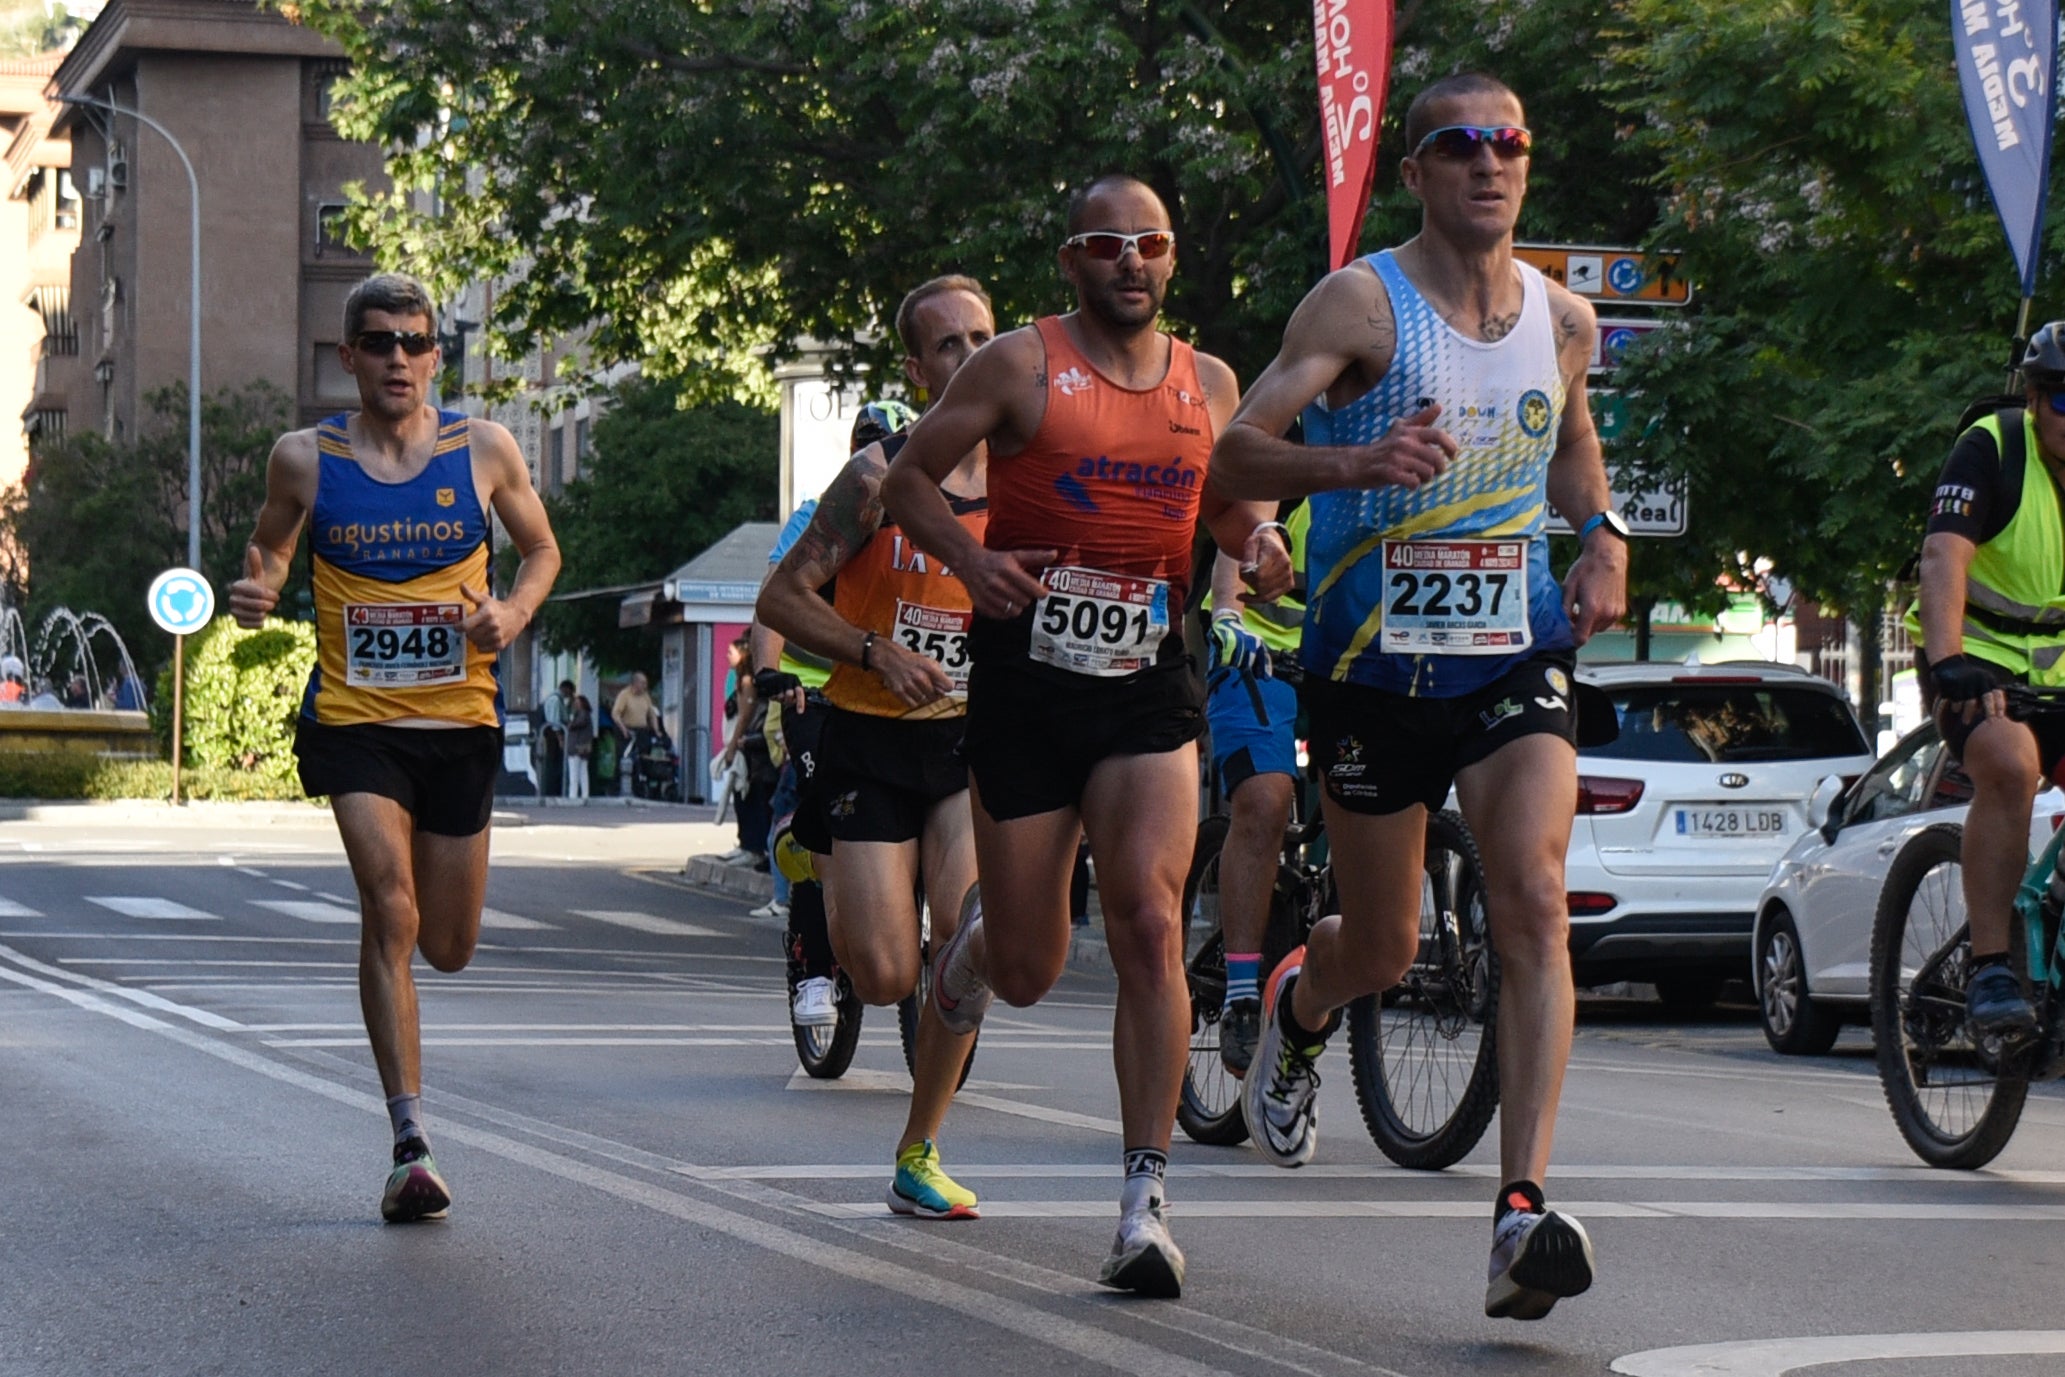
301,411,502,727
1300,250,1575,696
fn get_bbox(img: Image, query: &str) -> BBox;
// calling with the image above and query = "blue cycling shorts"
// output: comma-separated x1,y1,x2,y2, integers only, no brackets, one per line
1205,667,1300,794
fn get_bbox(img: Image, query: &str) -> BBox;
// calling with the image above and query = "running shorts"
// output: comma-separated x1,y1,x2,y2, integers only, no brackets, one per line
1918,650,2065,777
962,649,1204,823
1304,651,1577,816
814,707,968,845
782,697,835,856
293,717,502,837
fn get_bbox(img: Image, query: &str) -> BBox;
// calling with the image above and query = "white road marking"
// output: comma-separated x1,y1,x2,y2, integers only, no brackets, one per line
482,907,554,931
1611,1331,2065,1376
806,1199,2065,1221
250,899,359,925
782,1067,1125,1136
774,1067,1044,1094
270,878,309,891
0,898,42,917
315,891,352,905
86,896,215,920
701,1161,2065,1185
0,941,241,1029
0,966,1278,1377
572,909,728,938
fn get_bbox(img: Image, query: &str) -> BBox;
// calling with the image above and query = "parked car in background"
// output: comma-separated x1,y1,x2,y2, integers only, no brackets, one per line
1568,662,1876,1007
1751,720,2065,1054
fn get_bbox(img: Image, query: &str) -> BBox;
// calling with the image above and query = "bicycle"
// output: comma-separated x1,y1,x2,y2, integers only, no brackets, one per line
1870,683,2065,1167
1178,785,1502,1168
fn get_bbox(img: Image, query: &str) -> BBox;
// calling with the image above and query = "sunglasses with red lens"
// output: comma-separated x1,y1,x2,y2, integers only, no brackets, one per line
1063,230,1177,261
1412,125,1533,161
352,329,439,357
2047,388,2065,417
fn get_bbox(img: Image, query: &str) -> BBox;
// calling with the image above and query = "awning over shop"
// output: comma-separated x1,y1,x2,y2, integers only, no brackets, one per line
621,520,779,628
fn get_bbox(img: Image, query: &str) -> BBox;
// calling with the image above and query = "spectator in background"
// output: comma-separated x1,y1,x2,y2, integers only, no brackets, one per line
614,671,659,779
63,673,92,709
108,667,147,712
566,693,594,802
0,656,25,705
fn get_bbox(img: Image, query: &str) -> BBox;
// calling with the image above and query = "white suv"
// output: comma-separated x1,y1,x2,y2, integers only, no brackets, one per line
1566,661,1875,1007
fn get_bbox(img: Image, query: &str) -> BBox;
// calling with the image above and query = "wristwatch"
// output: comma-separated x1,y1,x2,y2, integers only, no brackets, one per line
1577,509,1631,543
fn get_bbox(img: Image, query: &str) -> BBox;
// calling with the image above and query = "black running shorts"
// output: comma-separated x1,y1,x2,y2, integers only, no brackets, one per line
813,707,968,846
293,717,503,837
1305,650,1578,816
783,697,835,856
961,649,1204,823
1917,650,2065,777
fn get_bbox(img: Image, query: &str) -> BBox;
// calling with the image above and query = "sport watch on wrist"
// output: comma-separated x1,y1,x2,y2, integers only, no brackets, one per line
1577,509,1631,543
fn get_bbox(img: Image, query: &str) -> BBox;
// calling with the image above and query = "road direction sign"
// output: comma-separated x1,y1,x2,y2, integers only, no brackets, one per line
1516,243,1691,305
1543,391,1687,537
1594,316,1665,372
146,567,215,635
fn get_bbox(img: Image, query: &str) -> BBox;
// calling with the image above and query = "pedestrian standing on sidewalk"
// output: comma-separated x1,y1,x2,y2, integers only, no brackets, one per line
566,693,594,802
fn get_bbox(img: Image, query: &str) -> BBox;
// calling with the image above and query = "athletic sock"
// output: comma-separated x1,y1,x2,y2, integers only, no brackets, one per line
1121,1147,1168,1213
386,1093,424,1148
1223,952,1261,1007
1277,972,1339,1052
1495,1179,1546,1226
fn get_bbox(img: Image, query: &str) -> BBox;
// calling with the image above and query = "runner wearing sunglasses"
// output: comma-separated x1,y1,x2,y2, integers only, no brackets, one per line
881,174,1292,1296
1907,322,2065,1039
227,272,561,1224
1211,72,1625,1320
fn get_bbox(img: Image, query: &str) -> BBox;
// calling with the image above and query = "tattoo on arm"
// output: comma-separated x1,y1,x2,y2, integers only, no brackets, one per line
784,452,886,580
1033,367,1046,389
1554,310,1581,352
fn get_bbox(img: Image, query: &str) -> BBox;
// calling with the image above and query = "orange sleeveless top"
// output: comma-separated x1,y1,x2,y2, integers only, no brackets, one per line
984,316,1216,611
824,460,988,718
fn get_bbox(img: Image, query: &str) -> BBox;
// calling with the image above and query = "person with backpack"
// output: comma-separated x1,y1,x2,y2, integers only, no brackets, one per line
1908,322,2065,1039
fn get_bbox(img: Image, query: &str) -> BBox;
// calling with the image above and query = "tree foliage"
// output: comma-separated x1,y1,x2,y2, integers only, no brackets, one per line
1604,0,2065,620
2,382,290,673
537,379,777,672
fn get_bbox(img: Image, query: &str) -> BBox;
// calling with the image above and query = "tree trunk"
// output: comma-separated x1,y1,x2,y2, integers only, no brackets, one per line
1855,593,1885,724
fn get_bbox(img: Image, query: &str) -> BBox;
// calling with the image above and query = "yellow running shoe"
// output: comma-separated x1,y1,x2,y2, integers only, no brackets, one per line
886,1140,979,1220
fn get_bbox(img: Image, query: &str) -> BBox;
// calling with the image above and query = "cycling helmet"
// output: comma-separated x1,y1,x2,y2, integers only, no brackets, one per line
849,399,917,451
2021,321,2065,387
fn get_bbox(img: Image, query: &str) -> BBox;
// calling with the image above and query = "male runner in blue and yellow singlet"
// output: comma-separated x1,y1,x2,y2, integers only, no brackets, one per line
229,273,561,1223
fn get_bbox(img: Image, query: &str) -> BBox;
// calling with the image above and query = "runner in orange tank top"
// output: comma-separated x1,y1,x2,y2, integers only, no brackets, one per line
881,175,1292,1297
756,275,997,1220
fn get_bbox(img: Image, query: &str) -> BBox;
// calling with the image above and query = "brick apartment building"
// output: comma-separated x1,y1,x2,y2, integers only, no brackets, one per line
43,0,384,442
4,50,78,489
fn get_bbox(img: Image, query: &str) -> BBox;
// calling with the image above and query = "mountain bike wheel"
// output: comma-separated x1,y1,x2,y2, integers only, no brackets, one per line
1349,809,1501,1169
1870,823,2028,1168
793,971,864,1079
1177,814,1249,1146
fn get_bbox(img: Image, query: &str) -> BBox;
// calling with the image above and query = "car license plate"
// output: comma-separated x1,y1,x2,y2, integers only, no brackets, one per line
1674,807,1787,839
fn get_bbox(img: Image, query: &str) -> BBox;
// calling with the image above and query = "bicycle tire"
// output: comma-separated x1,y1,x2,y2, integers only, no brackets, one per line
1348,809,1501,1170
793,973,864,1079
1177,814,1249,1146
1870,823,2029,1168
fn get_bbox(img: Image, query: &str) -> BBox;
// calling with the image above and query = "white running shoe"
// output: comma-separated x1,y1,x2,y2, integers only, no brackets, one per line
1241,948,1325,1168
931,901,992,1036
1485,1193,1595,1320
1096,1201,1185,1298
749,900,790,920
790,975,838,1028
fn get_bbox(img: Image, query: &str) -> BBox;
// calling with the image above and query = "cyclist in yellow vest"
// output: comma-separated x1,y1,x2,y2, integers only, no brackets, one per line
1198,501,1307,1074
1910,322,2065,1037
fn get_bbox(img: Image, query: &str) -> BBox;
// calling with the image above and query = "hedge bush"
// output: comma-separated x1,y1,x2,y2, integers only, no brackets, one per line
0,752,311,801
152,616,315,775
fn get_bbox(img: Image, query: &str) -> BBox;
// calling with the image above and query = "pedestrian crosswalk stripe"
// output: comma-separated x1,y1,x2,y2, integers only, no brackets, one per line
573,909,727,938
250,899,359,924
483,907,554,931
86,896,215,920
0,898,42,917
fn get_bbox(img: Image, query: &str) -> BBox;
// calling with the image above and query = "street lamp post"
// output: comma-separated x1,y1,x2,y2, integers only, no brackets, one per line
61,94,202,572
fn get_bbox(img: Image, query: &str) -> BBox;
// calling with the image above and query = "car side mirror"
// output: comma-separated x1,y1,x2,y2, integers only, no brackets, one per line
1808,774,1844,833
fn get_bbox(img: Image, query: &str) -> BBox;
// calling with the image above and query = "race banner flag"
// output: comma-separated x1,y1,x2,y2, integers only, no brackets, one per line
1313,0,1395,271
1951,0,2059,295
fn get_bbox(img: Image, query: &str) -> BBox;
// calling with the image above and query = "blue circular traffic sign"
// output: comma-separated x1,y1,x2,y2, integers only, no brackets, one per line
1606,256,1645,295
147,567,215,635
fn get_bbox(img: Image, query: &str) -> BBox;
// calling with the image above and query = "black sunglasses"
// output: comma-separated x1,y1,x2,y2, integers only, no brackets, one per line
1412,125,1533,161
352,329,439,357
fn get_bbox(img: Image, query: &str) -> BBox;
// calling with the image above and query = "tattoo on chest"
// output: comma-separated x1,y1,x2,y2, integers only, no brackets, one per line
1478,310,1520,343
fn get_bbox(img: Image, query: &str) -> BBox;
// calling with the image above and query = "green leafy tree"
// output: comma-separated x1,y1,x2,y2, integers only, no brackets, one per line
538,379,777,671
3,381,290,674
1604,0,2065,641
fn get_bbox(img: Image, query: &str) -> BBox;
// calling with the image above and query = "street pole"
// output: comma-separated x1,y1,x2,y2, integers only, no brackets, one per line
62,95,202,571
170,633,184,807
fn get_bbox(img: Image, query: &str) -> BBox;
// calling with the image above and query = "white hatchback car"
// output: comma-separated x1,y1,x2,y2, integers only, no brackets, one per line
1568,662,1876,1007
1751,720,2065,1054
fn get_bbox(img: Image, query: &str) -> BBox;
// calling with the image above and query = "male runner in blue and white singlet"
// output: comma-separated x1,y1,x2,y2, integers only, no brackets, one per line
229,273,561,1223
1211,73,1627,1320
